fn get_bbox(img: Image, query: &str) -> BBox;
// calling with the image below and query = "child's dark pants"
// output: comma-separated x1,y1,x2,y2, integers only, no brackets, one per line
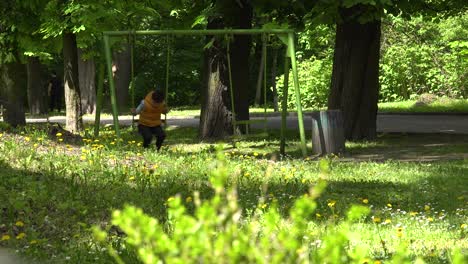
138,124,166,150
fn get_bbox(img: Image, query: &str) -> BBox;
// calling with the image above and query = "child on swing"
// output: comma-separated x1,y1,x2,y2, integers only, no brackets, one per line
132,90,168,150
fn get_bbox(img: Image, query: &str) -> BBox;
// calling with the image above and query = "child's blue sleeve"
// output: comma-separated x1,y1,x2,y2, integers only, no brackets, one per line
135,100,145,114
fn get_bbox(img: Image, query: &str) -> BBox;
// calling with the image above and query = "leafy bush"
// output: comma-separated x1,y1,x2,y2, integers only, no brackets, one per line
276,57,331,110
380,14,467,102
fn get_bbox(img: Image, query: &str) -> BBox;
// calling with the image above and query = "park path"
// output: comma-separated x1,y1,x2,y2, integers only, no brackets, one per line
22,113,468,134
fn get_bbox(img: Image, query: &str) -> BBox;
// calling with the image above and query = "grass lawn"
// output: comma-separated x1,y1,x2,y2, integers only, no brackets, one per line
378,99,468,113
0,125,467,263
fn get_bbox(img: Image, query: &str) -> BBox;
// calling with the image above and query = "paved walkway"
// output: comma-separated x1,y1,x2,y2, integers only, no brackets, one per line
22,114,468,134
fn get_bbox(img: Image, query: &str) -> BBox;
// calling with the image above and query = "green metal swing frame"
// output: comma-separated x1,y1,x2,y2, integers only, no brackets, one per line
95,29,307,157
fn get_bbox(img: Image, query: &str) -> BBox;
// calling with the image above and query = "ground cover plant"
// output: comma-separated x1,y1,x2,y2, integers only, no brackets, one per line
0,124,467,263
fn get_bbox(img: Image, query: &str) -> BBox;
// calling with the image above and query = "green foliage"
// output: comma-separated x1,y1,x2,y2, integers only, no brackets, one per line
277,56,331,110
380,14,468,101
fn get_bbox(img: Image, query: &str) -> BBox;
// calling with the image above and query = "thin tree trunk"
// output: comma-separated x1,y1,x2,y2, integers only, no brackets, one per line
78,48,96,115
1,61,26,127
254,45,265,106
328,9,381,141
271,47,279,112
26,56,48,115
199,18,233,139
63,32,83,132
113,42,131,112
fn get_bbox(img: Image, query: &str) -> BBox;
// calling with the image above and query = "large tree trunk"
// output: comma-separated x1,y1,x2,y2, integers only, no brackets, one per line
199,18,233,139
229,0,252,125
199,0,253,139
63,32,83,132
328,11,381,141
0,61,26,127
26,56,48,115
113,42,131,112
78,48,96,115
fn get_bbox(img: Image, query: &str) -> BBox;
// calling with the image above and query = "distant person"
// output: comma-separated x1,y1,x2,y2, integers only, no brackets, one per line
48,72,63,113
132,90,168,150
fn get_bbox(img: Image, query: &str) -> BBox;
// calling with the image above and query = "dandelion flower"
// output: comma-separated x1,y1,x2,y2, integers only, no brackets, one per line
327,200,336,208
461,224,467,229
1,234,10,241
424,205,431,211
186,197,192,203
56,133,62,137
387,203,392,208
372,217,381,223
25,137,31,142
29,240,38,245
15,221,24,227
362,199,369,204
16,233,26,240
129,176,135,181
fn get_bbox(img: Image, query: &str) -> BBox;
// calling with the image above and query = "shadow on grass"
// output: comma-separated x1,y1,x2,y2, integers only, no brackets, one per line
0,154,466,262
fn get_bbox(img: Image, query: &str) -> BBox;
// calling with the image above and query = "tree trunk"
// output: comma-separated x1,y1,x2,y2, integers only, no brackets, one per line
199,0,253,139
254,44,265,106
229,0,252,125
78,48,96,115
0,61,26,127
328,11,381,141
26,56,48,115
199,18,233,139
63,32,83,132
271,48,279,112
113,42,131,112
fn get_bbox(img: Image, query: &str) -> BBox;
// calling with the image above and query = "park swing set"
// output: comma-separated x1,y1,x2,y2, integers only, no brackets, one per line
94,29,307,157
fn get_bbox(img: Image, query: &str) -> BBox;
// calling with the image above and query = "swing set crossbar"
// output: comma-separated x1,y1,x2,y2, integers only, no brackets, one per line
103,29,295,36
98,28,307,157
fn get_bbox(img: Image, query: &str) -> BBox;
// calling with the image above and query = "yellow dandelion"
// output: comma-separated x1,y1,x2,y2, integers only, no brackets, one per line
110,141,115,145
16,233,26,240
58,138,63,142
410,211,418,216
387,203,392,208
384,219,392,224
94,139,99,142
253,152,259,157
327,200,336,208
25,137,31,142
167,197,175,202
1,234,11,241
56,132,62,137
129,176,135,181
15,221,24,227
0,133,3,137
372,217,381,223
461,224,467,229
362,199,369,204
33,143,38,148
316,213,322,218
424,205,430,211
244,172,250,177
186,197,192,203
427,217,434,222
29,240,37,245
374,260,382,264
261,203,267,209
301,178,307,184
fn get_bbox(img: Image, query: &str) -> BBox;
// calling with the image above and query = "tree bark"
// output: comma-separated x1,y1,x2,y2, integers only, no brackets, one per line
328,10,381,141
199,18,233,139
113,42,131,112
78,48,96,115
229,0,252,125
26,56,48,115
63,32,83,132
0,61,26,127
